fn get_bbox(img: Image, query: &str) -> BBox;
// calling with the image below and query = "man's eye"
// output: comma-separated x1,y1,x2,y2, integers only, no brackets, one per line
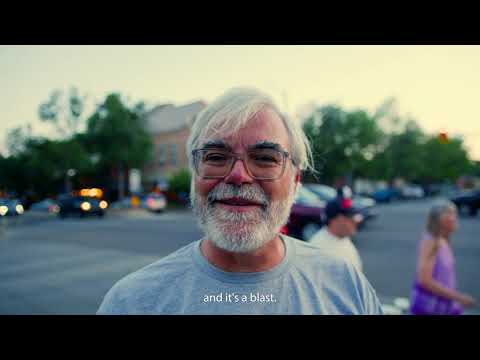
254,156,277,162
251,153,281,164
204,153,228,162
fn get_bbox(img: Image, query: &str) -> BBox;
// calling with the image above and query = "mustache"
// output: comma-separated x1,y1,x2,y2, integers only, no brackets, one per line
207,183,269,207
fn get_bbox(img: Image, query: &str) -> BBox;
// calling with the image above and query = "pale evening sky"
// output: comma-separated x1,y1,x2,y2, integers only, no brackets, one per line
1,45,479,159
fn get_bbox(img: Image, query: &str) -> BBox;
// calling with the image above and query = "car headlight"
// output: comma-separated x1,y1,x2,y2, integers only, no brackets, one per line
16,204,24,214
80,202,91,211
0,206,8,216
99,200,108,209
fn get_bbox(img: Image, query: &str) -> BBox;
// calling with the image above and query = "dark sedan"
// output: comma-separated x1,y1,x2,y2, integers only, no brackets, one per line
58,195,107,218
0,198,25,217
450,189,480,216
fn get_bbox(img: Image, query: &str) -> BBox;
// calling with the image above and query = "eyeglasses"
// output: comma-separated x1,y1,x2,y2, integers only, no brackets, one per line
192,147,293,180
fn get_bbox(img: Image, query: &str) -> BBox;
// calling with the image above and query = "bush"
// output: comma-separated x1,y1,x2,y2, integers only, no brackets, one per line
167,168,192,203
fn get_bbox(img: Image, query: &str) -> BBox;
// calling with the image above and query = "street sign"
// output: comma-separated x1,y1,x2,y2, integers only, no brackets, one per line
129,169,141,193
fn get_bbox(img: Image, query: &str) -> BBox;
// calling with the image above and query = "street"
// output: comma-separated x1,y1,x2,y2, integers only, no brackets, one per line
357,200,480,314
1,199,479,314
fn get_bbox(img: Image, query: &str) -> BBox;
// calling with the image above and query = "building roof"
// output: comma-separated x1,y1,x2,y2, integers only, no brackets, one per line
145,100,207,134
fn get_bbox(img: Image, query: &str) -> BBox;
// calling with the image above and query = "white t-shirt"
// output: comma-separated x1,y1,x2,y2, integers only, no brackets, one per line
309,227,363,272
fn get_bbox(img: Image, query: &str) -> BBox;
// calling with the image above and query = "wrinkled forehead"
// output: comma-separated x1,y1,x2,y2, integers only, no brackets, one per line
198,108,291,152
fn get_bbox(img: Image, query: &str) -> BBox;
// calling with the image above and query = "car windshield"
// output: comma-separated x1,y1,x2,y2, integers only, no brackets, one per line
307,184,337,200
295,187,324,205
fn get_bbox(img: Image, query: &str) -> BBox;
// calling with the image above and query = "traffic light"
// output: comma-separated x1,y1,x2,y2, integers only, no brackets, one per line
439,132,449,144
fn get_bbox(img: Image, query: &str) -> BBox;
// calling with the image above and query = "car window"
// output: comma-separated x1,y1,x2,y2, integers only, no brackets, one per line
308,185,337,200
295,187,323,205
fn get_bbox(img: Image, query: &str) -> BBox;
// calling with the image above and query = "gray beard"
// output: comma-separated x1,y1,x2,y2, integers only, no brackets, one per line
191,181,296,253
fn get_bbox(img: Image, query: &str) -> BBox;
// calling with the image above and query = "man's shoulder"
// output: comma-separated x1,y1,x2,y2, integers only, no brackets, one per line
108,241,198,295
97,241,201,314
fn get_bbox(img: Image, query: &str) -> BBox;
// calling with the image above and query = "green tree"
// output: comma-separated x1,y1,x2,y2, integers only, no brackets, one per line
419,135,473,183
167,168,191,194
0,137,92,200
302,105,383,185
38,87,87,138
85,93,153,200
5,124,33,156
374,120,426,182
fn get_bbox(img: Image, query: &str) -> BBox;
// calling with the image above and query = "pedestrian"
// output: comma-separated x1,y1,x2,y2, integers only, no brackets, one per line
309,196,364,272
97,87,383,315
410,200,476,315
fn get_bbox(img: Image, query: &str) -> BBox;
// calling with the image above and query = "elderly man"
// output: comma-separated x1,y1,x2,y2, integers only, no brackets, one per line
97,87,383,315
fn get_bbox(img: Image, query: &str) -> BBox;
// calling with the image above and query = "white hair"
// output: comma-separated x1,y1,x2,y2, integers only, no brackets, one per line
186,86,314,173
426,199,457,238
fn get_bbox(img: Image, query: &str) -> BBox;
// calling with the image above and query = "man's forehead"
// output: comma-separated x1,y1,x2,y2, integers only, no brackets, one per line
199,109,290,150
201,139,285,151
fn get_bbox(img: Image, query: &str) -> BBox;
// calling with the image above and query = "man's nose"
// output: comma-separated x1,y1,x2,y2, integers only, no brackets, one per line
223,158,254,186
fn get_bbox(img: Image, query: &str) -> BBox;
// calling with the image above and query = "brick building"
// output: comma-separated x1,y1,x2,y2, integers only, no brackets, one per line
142,100,207,191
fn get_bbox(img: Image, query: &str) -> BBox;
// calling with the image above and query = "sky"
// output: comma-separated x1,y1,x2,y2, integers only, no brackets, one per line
1,45,480,159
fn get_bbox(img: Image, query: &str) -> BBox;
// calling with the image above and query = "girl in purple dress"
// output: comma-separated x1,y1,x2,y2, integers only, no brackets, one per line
410,200,476,315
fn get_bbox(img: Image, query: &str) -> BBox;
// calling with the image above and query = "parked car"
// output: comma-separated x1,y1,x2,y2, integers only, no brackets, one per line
400,184,425,199
0,198,25,217
370,188,400,203
141,193,167,213
304,183,338,201
304,183,377,228
57,195,107,218
450,189,480,216
285,186,326,241
29,199,60,214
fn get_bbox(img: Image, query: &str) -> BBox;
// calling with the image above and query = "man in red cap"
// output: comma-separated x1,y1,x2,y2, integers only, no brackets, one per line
309,196,364,272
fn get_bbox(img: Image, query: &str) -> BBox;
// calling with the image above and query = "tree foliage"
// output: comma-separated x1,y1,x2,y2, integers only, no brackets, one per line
1,90,153,201
84,93,153,199
302,105,384,184
302,100,474,185
38,87,87,138
167,168,191,195
85,94,153,171
0,137,92,199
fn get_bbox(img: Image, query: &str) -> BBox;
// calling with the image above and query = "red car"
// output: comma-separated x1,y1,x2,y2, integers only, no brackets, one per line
284,186,326,241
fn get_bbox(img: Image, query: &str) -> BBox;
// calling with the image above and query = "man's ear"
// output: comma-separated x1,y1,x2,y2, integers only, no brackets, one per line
294,171,301,184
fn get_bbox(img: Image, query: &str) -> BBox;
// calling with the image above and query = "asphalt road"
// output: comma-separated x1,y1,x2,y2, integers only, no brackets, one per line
0,199,479,314
0,210,201,315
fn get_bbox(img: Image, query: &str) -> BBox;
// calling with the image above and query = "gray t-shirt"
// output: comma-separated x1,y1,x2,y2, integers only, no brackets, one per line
97,235,383,315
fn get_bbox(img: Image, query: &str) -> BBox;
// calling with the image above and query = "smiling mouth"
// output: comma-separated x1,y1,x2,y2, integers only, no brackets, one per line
214,197,263,207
